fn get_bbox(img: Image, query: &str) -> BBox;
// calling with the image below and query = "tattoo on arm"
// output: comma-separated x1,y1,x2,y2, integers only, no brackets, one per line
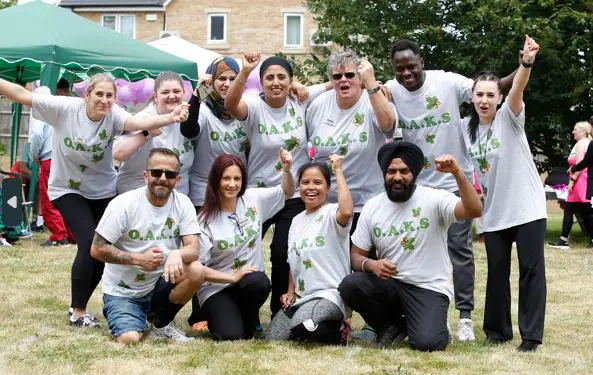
93,233,134,265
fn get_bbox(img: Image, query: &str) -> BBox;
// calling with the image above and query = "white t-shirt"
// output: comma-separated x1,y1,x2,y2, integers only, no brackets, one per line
464,102,546,231
385,71,474,192
352,187,459,300
188,105,248,206
116,103,194,195
243,85,326,196
288,203,352,318
307,90,396,211
197,187,285,305
96,187,200,298
32,94,129,200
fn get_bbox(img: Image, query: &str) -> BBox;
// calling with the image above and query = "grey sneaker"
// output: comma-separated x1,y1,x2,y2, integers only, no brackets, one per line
149,322,194,343
69,313,101,328
375,324,407,348
350,324,377,342
457,318,475,342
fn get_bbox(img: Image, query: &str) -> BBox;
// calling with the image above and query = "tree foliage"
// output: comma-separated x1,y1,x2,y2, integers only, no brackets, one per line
304,0,593,171
0,0,17,10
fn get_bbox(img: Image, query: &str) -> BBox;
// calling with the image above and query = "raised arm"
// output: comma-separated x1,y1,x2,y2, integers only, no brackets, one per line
571,141,593,173
329,154,353,227
279,148,295,199
112,129,162,162
434,154,482,220
358,60,396,132
0,78,33,107
180,90,201,138
506,35,539,116
123,103,189,132
225,52,260,121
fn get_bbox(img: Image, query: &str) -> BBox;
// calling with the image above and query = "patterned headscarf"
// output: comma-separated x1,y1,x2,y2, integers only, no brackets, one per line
205,56,240,120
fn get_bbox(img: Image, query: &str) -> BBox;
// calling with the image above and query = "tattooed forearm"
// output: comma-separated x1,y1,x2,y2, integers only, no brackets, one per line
91,233,135,265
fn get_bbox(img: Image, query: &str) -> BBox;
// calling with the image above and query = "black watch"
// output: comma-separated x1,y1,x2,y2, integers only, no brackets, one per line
142,130,150,137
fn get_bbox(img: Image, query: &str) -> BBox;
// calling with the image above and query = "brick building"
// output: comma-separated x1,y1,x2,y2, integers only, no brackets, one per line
59,0,325,58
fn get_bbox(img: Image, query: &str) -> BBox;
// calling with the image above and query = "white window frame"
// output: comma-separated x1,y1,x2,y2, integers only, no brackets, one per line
207,13,227,44
101,14,136,39
283,13,304,49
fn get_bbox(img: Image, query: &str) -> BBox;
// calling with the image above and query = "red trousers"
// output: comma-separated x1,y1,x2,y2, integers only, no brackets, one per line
39,159,74,242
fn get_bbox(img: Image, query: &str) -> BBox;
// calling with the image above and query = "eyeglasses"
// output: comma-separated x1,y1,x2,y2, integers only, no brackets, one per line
228,213,244,236
331,72,357,80
147,169,179,179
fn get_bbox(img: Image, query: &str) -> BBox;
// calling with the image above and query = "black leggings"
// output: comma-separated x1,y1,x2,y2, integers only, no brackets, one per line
561,202,593,239
262,198,305,316
483,218,547,343
201,271,271,340
52,193,113,309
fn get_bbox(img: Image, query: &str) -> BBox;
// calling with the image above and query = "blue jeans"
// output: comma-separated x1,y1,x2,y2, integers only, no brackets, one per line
103,276,175,337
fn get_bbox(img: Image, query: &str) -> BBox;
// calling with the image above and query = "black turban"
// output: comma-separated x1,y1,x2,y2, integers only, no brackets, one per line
377,141,424,179
259,56,294,80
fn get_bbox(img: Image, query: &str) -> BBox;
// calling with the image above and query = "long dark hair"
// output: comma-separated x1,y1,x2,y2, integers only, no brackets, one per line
468,71,503,143
199,154,247,224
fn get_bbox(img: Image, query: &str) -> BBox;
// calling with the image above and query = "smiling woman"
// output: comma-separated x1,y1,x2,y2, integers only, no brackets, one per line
0,74,189,328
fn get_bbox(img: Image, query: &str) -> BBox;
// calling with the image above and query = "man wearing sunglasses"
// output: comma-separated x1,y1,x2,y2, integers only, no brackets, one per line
91,147,203,344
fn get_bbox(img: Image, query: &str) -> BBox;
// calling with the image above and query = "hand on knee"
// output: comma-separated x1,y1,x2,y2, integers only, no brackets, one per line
185,261,205,285
116,331,142,345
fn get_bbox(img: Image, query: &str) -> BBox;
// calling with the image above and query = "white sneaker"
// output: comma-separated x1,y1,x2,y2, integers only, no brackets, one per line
149,322,194,343
457,318,476,342
0,238,12,247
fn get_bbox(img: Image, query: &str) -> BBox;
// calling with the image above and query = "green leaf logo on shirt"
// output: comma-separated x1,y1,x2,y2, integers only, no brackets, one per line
134,273,146,282
423,157,432,170
353,112,365,127
231,257,247,272
239,139,249,153
425,96,441,110
256,181,266,188
412,207,421,218
283,136,300,152
303,259,312,269
400,236,416,252
424,133,436,144
245,207,257,222
165,217,175,230
68,179,81,190
298,278,305,292
99,129,109,141
118,280,131,289
275,161,283,172
478,158,491,174
288,107,296,117
247,239,256,249
79,164,88,173
338,145,349,156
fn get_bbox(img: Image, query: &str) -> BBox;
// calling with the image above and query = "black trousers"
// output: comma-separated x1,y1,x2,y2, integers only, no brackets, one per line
561,202,593,239
201,271,271,341
52,193,113,309
339,272,449,351
262,198,305,316
483,218,547,343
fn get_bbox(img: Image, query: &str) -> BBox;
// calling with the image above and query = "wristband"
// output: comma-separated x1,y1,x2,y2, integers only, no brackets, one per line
521,61,533,68
142,130,149,137
238,78,247,85
367,85,381,95
361,258,370,273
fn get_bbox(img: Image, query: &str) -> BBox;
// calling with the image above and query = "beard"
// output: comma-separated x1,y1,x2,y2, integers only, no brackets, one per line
384,180,416,202
148,182,173,200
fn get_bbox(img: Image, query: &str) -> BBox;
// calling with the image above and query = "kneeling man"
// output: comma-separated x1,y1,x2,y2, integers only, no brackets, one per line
339,141,481,351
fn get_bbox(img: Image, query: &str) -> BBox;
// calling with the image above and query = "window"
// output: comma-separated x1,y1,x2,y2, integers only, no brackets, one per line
101,14,135,39
284,13,303,48
208,13,227,43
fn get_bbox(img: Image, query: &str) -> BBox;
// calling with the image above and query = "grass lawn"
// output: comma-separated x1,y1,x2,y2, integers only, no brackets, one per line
1,202,592,374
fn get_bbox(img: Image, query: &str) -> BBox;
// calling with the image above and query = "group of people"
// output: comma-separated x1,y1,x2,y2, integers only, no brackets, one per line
0,34,547,352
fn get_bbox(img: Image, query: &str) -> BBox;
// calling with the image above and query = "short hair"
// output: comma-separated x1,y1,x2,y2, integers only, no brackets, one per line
297,162,331,189
326,50,361,78
57,78,70,90
390,40,422,59
146,147,180,171
86,73,117,97
154,71,184,93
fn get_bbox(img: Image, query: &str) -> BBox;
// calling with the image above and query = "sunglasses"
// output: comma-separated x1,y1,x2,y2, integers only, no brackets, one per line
331,72,357,80
147,169,179,179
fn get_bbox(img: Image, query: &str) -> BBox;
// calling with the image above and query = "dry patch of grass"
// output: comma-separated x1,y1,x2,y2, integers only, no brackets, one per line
1,212,592,374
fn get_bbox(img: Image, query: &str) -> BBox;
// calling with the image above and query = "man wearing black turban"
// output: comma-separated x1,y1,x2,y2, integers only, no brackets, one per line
339,143,482,351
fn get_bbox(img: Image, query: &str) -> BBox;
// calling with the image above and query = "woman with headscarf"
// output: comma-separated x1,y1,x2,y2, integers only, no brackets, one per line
224,52,331,316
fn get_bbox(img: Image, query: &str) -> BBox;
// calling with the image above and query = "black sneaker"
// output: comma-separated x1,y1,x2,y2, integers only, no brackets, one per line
69,313,101,328
375,323,408,348
41,237,69,247
547,238,569,250
517,339,539,352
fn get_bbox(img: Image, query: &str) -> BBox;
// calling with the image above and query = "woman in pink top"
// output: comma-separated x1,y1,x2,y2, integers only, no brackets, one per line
549,121,593,249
